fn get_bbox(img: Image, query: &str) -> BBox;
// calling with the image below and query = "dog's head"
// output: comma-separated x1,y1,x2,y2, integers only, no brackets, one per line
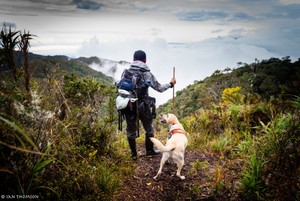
160,113,179,125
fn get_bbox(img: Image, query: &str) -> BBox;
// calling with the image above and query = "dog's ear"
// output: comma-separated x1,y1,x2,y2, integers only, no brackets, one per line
168,114,178,124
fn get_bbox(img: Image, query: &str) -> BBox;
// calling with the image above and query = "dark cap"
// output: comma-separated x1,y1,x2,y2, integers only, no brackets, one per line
133,50,146,63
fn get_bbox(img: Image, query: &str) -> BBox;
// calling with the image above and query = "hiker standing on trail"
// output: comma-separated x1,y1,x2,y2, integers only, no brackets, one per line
117,50,176,160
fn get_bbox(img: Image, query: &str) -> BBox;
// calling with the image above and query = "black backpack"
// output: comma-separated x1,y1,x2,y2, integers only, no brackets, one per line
117,68,150,99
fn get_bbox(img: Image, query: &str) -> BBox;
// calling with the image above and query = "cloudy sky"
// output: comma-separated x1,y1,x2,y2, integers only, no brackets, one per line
1,0,300,104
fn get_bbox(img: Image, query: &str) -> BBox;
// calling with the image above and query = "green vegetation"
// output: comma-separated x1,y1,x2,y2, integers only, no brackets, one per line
157,57,300,200
160,84,299,200
158,57,300,119
1,27,299,200
0,27,127,200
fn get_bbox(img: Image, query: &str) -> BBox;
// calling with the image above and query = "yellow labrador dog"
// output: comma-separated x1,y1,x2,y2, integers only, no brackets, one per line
150,113,188,180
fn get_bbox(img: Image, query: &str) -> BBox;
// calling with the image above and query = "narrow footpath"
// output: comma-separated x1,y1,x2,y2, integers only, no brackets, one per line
114,143,244,201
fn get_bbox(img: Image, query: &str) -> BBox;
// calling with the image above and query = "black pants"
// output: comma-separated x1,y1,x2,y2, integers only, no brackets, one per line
124,100,154,140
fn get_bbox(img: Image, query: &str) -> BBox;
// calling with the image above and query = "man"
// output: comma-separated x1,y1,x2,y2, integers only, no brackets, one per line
122,50,176,160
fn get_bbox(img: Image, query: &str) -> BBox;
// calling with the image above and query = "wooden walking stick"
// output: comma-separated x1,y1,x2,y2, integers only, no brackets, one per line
172,67,175,115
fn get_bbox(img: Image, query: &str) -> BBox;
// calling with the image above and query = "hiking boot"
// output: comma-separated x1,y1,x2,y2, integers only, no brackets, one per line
128,138,137,160
146,149,160,157
145,136,160,157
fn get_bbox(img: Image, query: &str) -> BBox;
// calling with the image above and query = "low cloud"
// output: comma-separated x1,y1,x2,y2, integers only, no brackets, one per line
75,35,281,105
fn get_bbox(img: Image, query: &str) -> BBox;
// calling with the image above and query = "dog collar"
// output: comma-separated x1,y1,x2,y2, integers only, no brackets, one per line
169,129,186,136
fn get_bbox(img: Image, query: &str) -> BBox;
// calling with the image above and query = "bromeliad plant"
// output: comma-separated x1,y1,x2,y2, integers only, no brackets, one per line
241,152,265,200
0,24,35,100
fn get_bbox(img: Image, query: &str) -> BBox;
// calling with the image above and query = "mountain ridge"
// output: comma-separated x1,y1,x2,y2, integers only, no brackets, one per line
1,51,130,85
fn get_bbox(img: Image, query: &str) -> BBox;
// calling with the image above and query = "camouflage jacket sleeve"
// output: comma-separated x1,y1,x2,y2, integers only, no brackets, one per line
145,72,172,93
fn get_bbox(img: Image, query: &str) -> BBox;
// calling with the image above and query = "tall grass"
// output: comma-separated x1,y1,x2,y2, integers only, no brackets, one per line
97,163,121,201
250,112,299,200
241,153,265,200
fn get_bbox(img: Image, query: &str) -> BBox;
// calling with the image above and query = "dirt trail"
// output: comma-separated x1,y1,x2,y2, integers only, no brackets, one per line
114,143,243,201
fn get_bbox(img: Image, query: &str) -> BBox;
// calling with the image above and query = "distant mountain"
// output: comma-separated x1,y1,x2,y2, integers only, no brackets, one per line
0,51,130,85
28,53,119,84
157,57,300,119
74,56,130,80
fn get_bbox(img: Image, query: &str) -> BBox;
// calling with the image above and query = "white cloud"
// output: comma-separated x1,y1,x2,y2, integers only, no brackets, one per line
73,35,281,105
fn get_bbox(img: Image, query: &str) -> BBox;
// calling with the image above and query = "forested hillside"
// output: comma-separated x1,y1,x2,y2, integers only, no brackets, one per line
154,57,300,200
1,28,299,201
158,57,300,119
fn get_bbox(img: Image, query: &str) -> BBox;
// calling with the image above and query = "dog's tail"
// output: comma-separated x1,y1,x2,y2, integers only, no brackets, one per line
150,137,175,152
